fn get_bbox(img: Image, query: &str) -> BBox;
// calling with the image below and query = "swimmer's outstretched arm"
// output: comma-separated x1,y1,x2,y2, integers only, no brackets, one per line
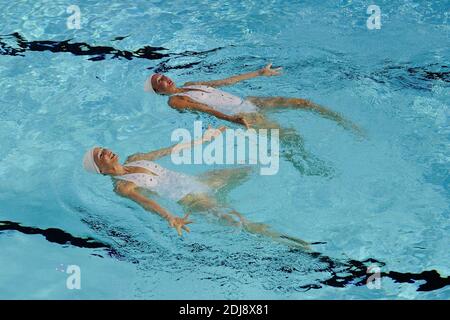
115,182,192,236
183,63,282,88
125,125,226,163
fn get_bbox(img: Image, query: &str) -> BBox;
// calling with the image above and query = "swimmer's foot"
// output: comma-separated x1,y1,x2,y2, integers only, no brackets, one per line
242,221,311,250
278,234,311,250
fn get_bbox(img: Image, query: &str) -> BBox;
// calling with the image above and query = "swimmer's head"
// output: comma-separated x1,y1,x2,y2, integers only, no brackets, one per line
144,73,176,95
83,147,120,175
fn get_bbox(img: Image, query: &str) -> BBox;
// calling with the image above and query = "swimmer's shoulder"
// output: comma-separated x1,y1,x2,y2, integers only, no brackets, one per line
168,94,194,110
113,179,136,196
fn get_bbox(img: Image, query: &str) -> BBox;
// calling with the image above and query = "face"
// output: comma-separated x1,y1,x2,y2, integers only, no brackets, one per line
93,147,119,175
151,73,175,94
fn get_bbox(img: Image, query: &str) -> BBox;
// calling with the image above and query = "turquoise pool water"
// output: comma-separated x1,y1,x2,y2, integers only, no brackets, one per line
0,0,449,299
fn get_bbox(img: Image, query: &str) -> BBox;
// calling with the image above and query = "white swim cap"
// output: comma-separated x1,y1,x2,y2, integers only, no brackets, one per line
83,147,101,174
144,74,156,94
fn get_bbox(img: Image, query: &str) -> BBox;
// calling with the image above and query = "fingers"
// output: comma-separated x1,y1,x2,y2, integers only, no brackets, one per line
177,223,191,236
261,63,282,76
204,127,225,140
242,118,251,129
182,212,193,224
212,128,224,136
274,67,283,73
169,214,194,236
270,67,282,76
173,223,190,236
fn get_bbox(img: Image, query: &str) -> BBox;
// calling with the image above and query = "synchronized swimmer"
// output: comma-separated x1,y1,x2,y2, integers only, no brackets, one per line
144,63,363,175
83,126,309,248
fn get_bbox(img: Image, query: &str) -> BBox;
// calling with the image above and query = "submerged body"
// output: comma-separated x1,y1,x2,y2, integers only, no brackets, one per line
173,85,260,116
114,159,211,202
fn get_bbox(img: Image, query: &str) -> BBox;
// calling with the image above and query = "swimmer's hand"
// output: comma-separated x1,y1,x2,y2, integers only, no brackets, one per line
202,125,227,142
168,213,193,236
231,114,251,129
258,63,282,77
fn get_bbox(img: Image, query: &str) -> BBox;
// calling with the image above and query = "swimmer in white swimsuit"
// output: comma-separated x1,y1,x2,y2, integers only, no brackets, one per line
82,126,309,249
144,63,364,177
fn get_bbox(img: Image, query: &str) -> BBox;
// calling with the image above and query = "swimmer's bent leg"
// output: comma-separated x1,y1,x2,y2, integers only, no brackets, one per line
179,193,244,227
279,127,334,177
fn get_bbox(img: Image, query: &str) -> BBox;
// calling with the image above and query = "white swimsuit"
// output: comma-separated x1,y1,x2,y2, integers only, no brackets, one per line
175,85,259,116
114,160,210,202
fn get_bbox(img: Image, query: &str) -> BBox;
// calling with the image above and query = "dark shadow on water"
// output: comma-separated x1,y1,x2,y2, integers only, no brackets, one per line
298,250,450,292
0,220,122,259
1,218,449,293
0,32,224,73
1,33,448,89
